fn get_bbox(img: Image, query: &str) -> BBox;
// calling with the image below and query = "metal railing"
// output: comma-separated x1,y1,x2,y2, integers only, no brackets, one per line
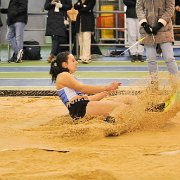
6,11,180,60
6,11,127,60
7,12,73,60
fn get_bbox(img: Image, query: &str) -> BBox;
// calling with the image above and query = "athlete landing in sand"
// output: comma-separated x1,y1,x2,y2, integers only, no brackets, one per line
49,51,176,123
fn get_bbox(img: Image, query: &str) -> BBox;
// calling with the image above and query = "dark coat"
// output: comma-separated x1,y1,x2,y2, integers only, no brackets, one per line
0,15,2,27
44,0,72,37
175,0,180,25
123,0,137,18
74,0,96,33
0,0,2,27
2,0,28,26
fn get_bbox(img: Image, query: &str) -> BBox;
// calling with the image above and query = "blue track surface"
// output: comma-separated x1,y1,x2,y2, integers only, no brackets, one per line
0,59,179,87
0,66,180,72
0,78,154,86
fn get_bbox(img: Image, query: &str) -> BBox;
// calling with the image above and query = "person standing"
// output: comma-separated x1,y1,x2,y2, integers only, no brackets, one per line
0,0,2,62
1,0,28,63
175,0,180,25
44,0,72,63
0,0,2,28
74,0,96,64
136,0,179,88
123,0,144,62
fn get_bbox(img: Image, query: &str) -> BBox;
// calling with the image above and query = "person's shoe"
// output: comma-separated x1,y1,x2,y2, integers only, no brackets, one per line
8,53,16,63
137,55,145,62
16,49,23,63
77,59,82,63
82,59,91,64
47,54,55,63
8,59,15,63
104,116,116,123
131,55,137,62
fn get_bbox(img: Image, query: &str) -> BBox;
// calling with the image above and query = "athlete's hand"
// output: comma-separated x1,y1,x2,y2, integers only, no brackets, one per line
106,82,121,91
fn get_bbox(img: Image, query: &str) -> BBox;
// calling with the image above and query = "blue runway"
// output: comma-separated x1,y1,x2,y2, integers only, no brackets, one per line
0,60,179,87
0,66,180,72
0,78,154,87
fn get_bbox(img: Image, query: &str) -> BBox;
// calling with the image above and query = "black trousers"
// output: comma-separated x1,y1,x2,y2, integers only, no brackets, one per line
51,35,61,56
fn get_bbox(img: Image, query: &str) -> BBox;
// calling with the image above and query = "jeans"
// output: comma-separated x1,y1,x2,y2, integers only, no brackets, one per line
6,22,25,57
145,42,178,81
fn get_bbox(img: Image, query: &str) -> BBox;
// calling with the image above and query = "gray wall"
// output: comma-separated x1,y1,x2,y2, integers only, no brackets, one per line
1,0,84,44
1,0,47,44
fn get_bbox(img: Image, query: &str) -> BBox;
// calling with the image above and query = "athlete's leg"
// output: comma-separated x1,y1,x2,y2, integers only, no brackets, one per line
86,100,128,117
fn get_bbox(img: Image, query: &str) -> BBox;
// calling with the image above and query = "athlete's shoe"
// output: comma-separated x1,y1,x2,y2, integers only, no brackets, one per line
163,91,177,112
146,102,165,112
146,91,177,112
104,116,116,123
16,49,23,63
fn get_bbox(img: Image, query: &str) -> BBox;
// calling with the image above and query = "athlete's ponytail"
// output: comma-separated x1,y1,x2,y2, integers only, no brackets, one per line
49,51,70,82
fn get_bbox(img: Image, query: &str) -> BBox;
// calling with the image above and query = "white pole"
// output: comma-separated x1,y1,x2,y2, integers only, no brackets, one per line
120,37,146,55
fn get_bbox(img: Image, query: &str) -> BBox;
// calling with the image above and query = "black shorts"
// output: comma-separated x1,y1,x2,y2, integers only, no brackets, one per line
67,98,89,120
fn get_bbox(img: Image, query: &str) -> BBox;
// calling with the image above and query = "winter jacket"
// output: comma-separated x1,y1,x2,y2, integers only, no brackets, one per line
123,0,137,18
1,0,28,26
136,0,175,45
44,0,72,38
74,0,96,33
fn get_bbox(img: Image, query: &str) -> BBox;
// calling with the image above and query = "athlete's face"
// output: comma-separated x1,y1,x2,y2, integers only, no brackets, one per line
66,54,78,73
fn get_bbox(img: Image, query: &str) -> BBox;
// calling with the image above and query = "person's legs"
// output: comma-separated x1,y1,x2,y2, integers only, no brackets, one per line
161,42,179,87
136,19,144,58
48,35,60,63
51,35,61,56
6,24,17,55
78,32,83,60
145,44,158,81
126,18,138,61
81,31,91,63
14,22,25,53
160,42,178,75
7,22,25,63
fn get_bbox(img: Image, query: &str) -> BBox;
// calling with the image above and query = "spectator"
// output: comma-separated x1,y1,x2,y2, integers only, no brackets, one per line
0,0,2,28
123,0,144,62
1,0,28,63
44,0,72,63
136,0,179,89
74,0,96,64
175,0,180,25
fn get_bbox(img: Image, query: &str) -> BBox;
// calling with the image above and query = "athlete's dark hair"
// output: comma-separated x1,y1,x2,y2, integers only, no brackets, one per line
49,51,70,82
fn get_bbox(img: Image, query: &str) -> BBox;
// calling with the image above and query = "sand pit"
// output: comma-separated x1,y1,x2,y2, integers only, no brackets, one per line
0,95,180,180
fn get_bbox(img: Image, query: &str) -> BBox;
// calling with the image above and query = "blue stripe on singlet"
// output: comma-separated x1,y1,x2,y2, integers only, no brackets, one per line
57,89,69,105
